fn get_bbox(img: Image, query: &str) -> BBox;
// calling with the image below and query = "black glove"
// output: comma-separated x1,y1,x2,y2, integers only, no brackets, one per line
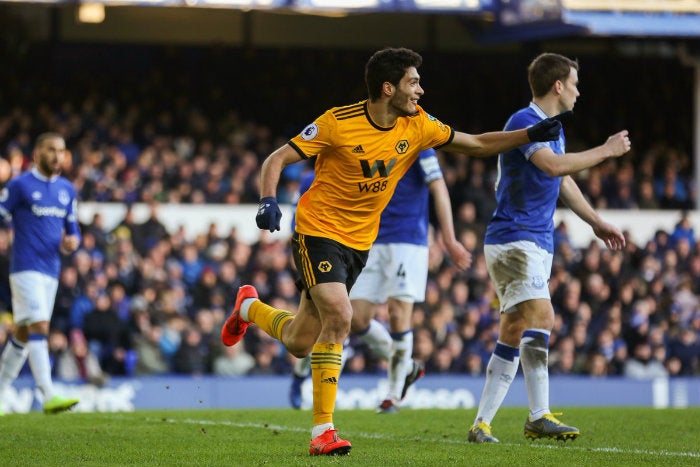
256,197,282,232
552,110,573,123
527,118,562,142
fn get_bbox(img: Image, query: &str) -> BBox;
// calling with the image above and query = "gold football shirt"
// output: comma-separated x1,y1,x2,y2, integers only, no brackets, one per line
289,100,453,250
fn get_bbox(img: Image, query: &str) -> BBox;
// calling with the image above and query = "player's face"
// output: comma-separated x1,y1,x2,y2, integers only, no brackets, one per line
559,68,579,112
35,137,66,177
389,67,423,117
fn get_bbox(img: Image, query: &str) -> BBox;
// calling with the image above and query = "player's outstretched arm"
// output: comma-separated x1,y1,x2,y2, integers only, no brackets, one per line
531,130,631,177
559,176,625,251
444,118,561,158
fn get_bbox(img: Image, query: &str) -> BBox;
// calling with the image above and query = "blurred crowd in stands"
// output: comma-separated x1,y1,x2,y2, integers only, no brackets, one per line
0,46,698,385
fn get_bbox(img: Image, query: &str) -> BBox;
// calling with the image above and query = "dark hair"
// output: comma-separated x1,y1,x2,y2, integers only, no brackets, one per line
365,47,423,101
35,132,64,148
528,53,579,98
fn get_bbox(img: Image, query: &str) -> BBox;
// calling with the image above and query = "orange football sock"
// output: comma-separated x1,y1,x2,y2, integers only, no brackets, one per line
247,301,294,341
310,342,343,426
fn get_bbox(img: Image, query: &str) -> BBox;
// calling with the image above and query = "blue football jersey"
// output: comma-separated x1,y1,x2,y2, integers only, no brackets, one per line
484,102,566,253
291,169,316,232
375,148,442,246
0,167,81,277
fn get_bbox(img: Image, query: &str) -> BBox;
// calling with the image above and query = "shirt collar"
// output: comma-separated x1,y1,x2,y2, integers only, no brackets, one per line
31,166,59,182
529,101,548,120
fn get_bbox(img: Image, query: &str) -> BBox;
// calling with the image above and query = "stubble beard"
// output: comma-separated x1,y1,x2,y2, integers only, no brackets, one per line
39,158,61,177
389,95,418,118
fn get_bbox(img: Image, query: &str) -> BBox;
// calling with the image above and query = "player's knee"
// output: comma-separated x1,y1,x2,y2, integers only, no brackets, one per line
289,347,311,359
13,325,29,343
350,314,371,333
28,321,50,335
283,337,314,359
500,321,527,346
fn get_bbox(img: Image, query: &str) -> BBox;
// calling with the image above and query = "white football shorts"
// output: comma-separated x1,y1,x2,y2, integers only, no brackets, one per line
349,242,429,304
10,271,59,325
484,240,553,313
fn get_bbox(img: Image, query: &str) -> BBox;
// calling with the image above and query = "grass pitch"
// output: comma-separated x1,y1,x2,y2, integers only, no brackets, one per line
1,407,699,466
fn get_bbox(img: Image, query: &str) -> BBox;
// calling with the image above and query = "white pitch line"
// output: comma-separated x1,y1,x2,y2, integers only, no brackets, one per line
524,441,700,458
148,417,700,459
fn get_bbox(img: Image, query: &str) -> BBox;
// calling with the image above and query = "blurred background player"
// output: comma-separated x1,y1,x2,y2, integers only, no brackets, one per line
289,148,471,413
0,133,82,415
468,53,631,443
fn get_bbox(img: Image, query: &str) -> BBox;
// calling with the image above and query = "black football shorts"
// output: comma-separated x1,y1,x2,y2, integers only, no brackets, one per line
291,232,369,297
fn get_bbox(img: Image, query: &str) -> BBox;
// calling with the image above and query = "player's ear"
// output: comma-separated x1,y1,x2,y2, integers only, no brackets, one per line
382,82,394,97
553,80,564,95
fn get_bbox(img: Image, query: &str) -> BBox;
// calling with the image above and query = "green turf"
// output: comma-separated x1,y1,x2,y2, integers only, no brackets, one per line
1,407,699,466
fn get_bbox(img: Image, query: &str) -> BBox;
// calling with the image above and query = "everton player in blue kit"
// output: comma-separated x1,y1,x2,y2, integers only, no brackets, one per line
351,147,470,413
468,53,631,443
0,133,81,414
290,149,471,412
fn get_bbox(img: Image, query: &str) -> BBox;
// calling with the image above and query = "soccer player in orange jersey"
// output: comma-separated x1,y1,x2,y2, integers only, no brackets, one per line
222,47,562,456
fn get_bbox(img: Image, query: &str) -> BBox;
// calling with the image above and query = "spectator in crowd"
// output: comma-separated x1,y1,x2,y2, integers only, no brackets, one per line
137,202,169,255
190,266,220,316
585,352,610,377
668,328,700,375
111,206,139,246
82,292,133,375
159,315,187,366
81,213,111,253
623,342,668,379
549,335,576,375
172,327,210,375
655,163,691,210
669,211,696,251
48,329,69,374
55,330,108,387
636,178,659,209
109,282,132,323
52,266,82,335
179,244,204,291
212,341,255,376
131,309,170,375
